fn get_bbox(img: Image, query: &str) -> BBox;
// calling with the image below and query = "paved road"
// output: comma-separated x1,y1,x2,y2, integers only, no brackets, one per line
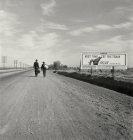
0,69,26,74
0,70,133,140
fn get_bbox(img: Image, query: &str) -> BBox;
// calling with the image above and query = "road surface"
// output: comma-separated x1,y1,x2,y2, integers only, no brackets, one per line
0,69,30,74
0,70,133,140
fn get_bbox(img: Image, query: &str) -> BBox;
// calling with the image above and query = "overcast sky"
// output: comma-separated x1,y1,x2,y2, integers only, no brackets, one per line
0,0,133,67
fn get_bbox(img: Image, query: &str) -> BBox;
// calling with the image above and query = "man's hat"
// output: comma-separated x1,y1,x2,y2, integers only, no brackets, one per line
42,61,45,63
36,59,38,61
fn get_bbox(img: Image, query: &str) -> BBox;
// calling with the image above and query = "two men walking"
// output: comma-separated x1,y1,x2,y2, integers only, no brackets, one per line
33,60,47,77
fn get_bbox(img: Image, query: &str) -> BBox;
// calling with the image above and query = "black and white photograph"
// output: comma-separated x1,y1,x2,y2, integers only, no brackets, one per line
0,0,133,139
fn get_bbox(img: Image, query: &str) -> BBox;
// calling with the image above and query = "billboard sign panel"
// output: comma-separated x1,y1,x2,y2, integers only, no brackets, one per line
81,52,127,69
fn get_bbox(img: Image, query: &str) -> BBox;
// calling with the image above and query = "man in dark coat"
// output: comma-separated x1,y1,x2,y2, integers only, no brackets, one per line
33,59,39,77
41,62,47,77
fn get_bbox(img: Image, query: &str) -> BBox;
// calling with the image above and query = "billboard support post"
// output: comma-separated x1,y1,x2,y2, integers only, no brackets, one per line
79,60,81,73
91,67,92,75
111,66,115,79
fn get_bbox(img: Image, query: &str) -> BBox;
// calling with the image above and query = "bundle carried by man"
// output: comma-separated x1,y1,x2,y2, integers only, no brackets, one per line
44,64,48,69
41,62,48,70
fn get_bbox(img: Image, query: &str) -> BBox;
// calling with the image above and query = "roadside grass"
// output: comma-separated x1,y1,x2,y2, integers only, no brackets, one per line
54,70,133,97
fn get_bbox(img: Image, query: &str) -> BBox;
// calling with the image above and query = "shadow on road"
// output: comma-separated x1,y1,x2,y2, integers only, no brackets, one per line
28,76,45,78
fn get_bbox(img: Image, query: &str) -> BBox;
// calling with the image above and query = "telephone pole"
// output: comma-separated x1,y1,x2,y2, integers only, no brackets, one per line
15,60,17,70
20,62,22,69
2,56,7,69
14,60,15,68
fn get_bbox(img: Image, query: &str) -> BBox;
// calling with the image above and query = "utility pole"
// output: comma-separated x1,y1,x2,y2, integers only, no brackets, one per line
14,60,17,69
14,60,15,68
15,60,17,70
20,62,22,69
2,56,7,69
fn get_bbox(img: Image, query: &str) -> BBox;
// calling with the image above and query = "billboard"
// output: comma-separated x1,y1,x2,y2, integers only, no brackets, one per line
80,52,127,69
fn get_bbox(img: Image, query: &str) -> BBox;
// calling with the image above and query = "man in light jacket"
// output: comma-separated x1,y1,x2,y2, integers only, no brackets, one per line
41,62,47,77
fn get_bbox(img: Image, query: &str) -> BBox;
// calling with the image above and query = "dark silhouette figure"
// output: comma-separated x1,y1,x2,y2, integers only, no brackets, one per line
89,57,102,65
33,59,39,77
41,62,47,77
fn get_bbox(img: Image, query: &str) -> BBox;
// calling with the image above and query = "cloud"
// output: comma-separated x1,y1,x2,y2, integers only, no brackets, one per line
68,21,133,36
69,19,87,23
0,10,22,62
18,34,35,50
36,26,46,33
0,10,21,37
95,25,111,30
41,0,56,16
18,31,67,53
36,20,68,32
113,6,128,15
38,33,60,49
68,27,94,36
43,22,68,30
83,35,133,53
80,5,133,36
17,31,60,52
129,16,133,22
62,39,70,43
5,0,17,7
68,24,112,36
114,22,133,29
111,6,133,17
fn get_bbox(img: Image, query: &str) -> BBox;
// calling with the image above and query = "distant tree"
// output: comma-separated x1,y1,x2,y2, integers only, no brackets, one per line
53,61,61,70
48,64,54,70
60,64,64,70
63,65,67,69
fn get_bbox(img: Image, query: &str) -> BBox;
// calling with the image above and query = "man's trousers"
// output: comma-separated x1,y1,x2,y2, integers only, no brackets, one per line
43,70,46,77
35,68,38,76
